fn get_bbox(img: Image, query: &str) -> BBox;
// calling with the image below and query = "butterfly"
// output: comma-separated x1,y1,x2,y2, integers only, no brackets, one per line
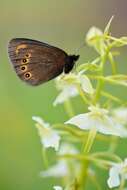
8,38,79,86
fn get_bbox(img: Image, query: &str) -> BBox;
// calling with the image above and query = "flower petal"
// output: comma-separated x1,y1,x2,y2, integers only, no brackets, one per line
79,75,94,94
86,27,103,45
112,107,127,125
107,165,121,188
53,186,63,190
58,143,79,155
53,85,78,106
65,106,127,137
32,116,61,151
40,160,68,178
42,129,60,151
86,26,105,54
65,113,91,130
32,116,50,128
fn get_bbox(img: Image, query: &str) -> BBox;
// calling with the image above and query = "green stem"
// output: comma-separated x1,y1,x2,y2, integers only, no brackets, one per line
83,127,97,154
106,35,127,45
88,172,102,190
79,128,97,190
92,152,122,162
77,86,90,105
64,99,75,117
59,153,115,167
79,161,89,190
88,75,127,87
119,174,125,190
108,136,119,153
94,79,104,104
53,124,112,143
108,52,117,74
94,46,110,104
42,147,48,169
101,91,122,104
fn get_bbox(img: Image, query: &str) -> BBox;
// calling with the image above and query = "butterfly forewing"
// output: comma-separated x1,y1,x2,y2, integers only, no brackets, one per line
8,38,68,85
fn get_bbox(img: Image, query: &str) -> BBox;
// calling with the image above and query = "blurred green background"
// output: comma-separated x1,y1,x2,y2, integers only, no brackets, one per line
1,0,127,189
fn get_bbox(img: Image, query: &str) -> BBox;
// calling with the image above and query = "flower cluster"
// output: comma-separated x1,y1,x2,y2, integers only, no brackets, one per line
53,71,94,106
32,17,127,190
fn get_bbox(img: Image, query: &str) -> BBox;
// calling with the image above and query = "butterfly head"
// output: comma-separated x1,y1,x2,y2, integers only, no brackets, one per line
69,55,80,62
64,54,80,74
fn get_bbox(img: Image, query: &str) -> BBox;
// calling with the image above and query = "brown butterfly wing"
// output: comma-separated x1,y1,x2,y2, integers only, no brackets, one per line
8,38,68,85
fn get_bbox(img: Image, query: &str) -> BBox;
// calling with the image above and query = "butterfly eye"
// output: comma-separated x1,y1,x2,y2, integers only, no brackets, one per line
22,58,28,63
20,65,27,71
24,72,31,79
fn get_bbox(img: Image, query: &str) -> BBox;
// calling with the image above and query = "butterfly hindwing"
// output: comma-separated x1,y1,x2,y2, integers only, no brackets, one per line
8,38,67,85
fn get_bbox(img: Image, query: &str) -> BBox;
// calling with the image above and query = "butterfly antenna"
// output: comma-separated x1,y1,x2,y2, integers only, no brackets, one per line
73,39,86,72
74,41,86,54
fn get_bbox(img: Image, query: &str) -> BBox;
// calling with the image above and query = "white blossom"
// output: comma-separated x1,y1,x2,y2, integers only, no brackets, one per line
86,26,106,55
32,116,60,151
53,73,94,106
112,107,127,125
53,84,78,106
40,160,68,178
58,143,79,155
65,106,127,137
40,143,80,178
86,27,103,46
107,159,127,188
53,186,63,190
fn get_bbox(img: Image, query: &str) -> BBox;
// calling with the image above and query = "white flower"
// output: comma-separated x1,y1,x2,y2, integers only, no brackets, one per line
32,116,61,151
79,74,94,94
86,27,103,44
65,106,127,137
86,27,105,55
58,143,79,155
40,160,68,178
107,159,127,188
112,107,127,125
40,143,80,178
53,186,63,190
53,73,94,106
53,84,78,106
